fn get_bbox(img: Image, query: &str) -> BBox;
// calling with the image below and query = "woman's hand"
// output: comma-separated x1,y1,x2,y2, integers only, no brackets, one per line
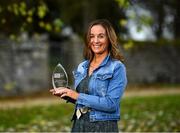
49,87,79,100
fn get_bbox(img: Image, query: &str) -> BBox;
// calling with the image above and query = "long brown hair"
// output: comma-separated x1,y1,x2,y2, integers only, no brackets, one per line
83,19,124,62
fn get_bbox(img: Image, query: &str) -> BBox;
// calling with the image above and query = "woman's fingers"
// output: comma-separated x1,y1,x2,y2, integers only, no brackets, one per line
49,89,55,92
60,92,67,98
49,89,57,95
49,87,79,100
54,88,67,94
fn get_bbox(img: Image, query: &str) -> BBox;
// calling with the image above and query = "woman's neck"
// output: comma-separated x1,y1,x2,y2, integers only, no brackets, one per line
88,52,108,76
91,52,108,66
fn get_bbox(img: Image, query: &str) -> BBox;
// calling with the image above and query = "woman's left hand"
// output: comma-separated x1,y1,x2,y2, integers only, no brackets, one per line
50,87,79,100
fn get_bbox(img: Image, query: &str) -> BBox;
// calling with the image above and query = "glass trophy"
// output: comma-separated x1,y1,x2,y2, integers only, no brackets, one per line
52,63,68,89
51,63,76,103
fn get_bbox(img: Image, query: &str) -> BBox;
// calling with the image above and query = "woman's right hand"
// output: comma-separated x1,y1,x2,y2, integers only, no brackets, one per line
49,88,77,103
50,87,79,100
49,88,63,97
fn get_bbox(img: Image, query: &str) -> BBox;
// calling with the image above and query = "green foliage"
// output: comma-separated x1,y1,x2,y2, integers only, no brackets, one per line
125,5,154,33
0,0,63,38
130,0,180,39
3,82,17,91
0,94,179,132
115,0,130,8
0,0,179,40
121,39,180,51
0,0,127,38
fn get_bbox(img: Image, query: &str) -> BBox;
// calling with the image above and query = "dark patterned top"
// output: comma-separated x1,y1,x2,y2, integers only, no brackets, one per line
76,75,89,94
71,75,118,132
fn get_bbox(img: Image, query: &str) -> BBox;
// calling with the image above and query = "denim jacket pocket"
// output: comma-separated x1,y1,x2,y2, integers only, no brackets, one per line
96,73,113,80
95,73,113,96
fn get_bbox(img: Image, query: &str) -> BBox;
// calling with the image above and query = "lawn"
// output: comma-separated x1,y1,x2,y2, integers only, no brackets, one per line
0,94,179,132
119,94,180,132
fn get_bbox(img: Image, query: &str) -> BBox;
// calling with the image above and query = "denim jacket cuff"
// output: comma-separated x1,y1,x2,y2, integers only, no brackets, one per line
77,93,89,106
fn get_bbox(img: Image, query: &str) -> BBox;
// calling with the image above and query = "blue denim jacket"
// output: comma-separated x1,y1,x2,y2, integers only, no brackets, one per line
72,54,127,122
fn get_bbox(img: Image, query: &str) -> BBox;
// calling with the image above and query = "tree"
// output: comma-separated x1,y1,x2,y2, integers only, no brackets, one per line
45,0,127,36
0,0,63,38
133,0,180,39
0,0,128,38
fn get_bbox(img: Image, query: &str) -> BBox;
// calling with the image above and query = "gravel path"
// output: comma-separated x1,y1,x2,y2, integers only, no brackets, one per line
0,87,180,109
0,95,65,109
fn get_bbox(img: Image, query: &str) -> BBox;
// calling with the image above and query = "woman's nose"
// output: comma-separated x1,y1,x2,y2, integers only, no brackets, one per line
94,36,99,43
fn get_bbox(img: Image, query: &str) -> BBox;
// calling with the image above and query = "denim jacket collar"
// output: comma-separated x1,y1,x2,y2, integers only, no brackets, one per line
99,53,110,67
82,53,111,69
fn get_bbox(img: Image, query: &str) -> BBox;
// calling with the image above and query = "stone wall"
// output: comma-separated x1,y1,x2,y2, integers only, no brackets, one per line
54,38,180,85
1,34,179,97
0,37,49,96
49,34,84,87
125,44,180,84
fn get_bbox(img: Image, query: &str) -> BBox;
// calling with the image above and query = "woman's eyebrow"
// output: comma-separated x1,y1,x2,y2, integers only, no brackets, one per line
90,33,106,35
98,33,106,35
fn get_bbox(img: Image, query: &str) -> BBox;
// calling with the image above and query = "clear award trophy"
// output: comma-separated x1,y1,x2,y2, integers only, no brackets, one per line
52,63,75,103
52,63,68,89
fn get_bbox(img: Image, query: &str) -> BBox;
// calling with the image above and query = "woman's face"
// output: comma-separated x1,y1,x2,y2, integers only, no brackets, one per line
89,25,109,56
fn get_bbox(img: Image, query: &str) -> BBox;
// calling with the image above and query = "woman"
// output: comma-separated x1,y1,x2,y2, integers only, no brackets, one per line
50,19,127,132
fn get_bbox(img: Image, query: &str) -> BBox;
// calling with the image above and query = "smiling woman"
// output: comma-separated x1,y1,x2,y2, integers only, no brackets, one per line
84,19,124,62
50,19,127,132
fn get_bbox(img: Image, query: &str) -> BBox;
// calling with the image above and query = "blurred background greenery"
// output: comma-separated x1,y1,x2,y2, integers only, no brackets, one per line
0,0,180,132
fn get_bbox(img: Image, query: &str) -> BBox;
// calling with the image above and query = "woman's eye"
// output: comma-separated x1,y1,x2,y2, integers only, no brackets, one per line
90,35,94,38
99,35,104,38
98,35,105,39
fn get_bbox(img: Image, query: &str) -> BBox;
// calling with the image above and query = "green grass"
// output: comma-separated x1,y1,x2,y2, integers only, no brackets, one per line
119,94,180,132
0,103,74,132
0,94,179,132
